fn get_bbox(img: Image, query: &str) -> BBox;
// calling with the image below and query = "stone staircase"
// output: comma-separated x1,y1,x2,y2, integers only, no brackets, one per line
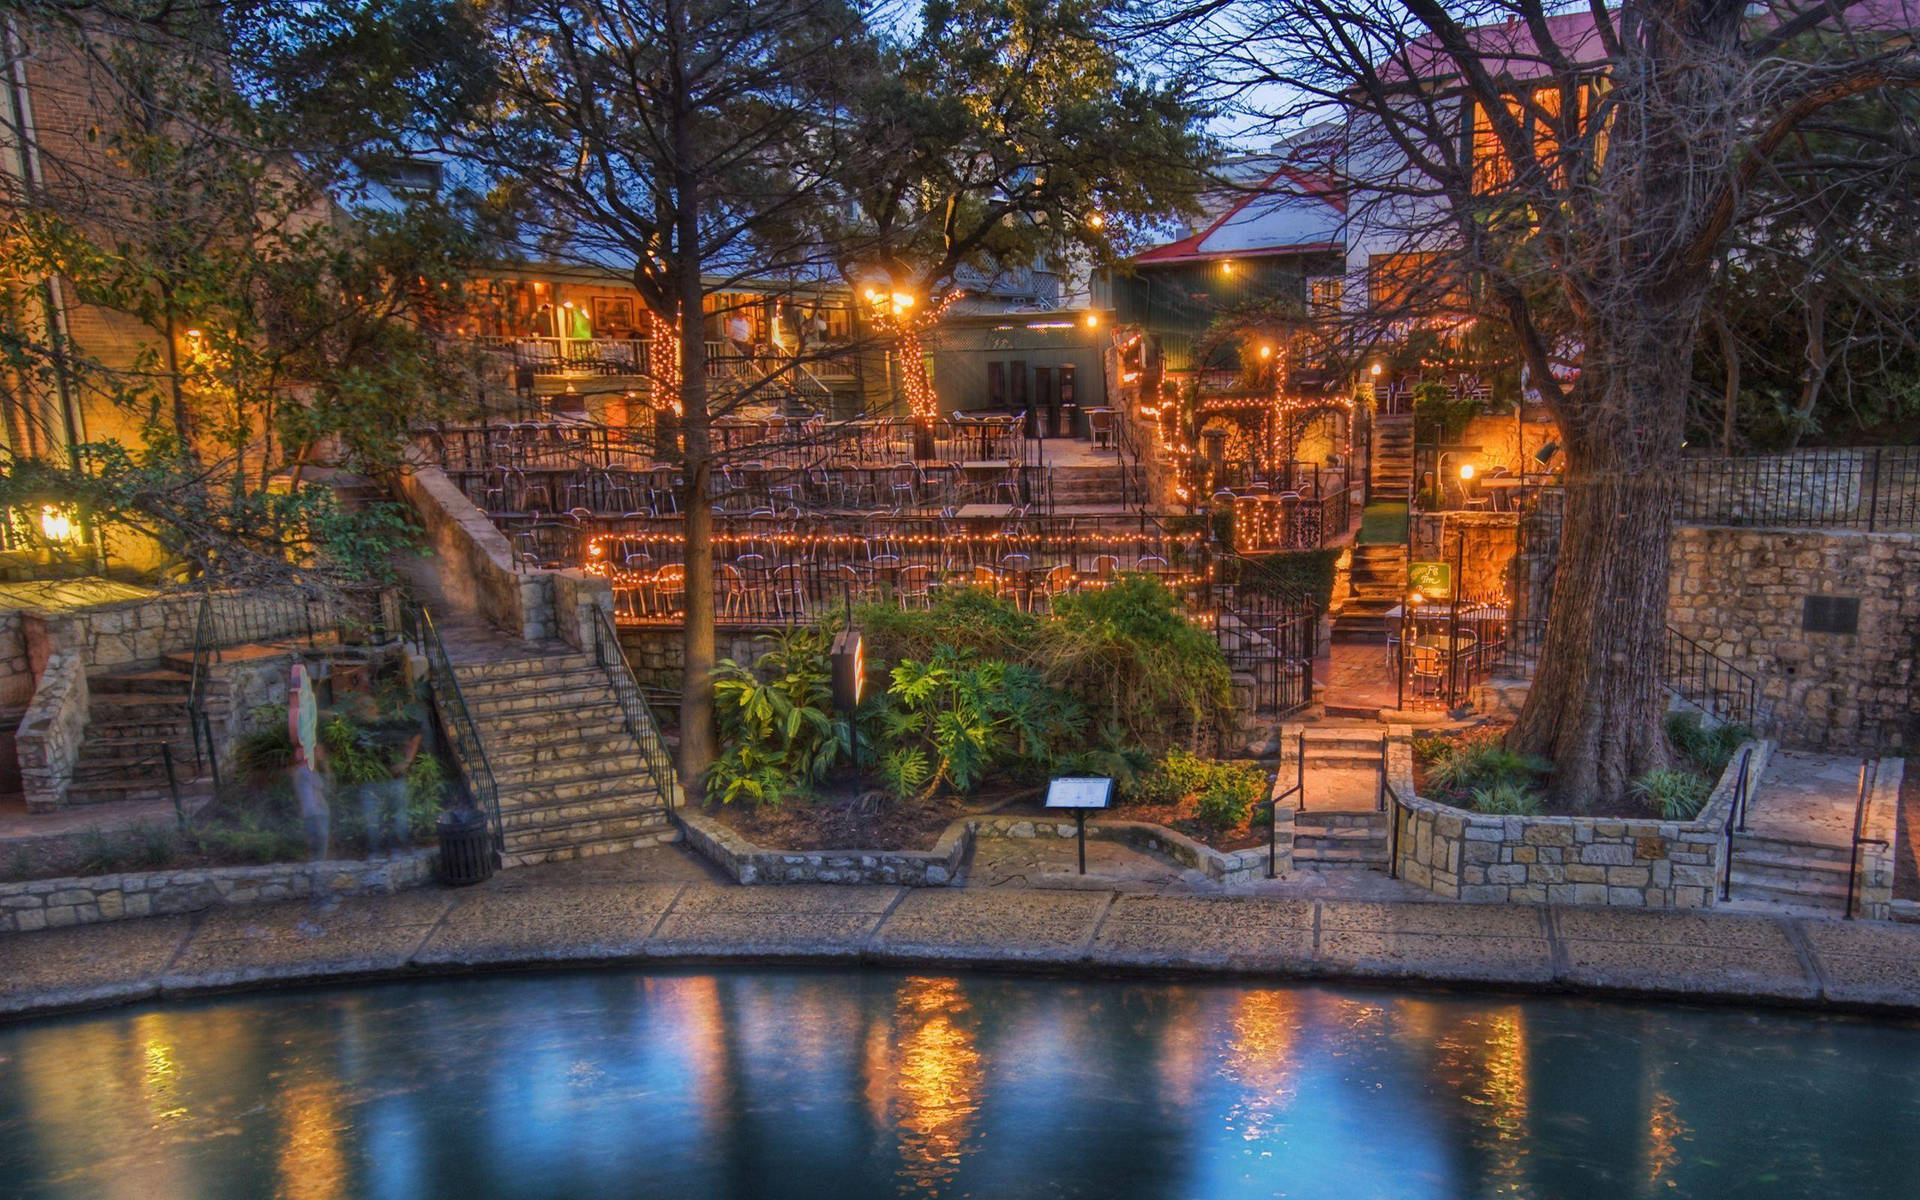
1294,811,1391,868
446,642,676,868
1332,543,1408,644
64,666,212,806
1724,831,1852,914
1280,727,1392,869
1370,413,1414,499
1044,463,1131,508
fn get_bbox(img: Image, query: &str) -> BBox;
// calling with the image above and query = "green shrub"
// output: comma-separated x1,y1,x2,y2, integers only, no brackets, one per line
1470,780,1542,815
871,649,1081,799
1238,549,1340,610
234,706,295,775
1136,750,1266,829
1665,713,1750,778
707,626,847,807
1427,736,1551,795
856,587,1039,667
1194,764,1266,829
1630,769,1713,820
1038,575,1233,750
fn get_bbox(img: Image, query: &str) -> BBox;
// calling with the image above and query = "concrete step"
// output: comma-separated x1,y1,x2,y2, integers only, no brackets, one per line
88,669,193,696
455,670,609,701
502,825,679,869
1293,845,1390,867
504,770,665,806
1731,832,1852,865
494,752,648,789
63,774,206,804
501,792,664,830
502,807,672,853
451,655,595,684
1728,848,1851,889
1726,875,1849,911
1296,810,1387,830
461,681,616,714
86,694,193,722
481,708,630,739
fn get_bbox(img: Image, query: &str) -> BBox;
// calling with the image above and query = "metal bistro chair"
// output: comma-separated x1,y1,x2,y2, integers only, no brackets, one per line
1410,642,1447,700
1033,563,1075,612
771,562,809,621
716,562,752,621
1088,408,1116,451
897,563,935,610
650,564,686,616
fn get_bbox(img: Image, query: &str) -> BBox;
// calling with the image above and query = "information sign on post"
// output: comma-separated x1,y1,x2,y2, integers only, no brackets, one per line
1045,776,1113,874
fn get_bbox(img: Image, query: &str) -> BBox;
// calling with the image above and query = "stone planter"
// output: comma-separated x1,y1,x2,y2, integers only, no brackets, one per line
1384,737,1773,908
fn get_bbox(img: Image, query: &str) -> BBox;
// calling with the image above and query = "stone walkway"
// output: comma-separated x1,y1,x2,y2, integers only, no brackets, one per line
7,841,1920,1022
1748,749,1869,848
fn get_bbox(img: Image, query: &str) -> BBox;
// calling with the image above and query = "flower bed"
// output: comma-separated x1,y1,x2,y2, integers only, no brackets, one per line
1386,735,1772,907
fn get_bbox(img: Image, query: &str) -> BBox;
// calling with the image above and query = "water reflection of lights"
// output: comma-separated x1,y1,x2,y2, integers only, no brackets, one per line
1219,989,1301,1141
1646,1083,1689,1187
1424,1007,1532,1192
864,976,983,1195
276,1079,348,1200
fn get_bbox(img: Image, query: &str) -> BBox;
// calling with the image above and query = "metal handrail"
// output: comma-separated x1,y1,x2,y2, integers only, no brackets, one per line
1845,759,1887,921
588,603,683,811
1719,747,1754,902
186,591,215,773
1268,731,1305,878
1383,778,1404,879
409,606,505,859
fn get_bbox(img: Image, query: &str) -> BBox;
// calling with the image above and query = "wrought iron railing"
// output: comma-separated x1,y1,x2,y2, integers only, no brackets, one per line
587,603,683,811
1663,627,1760,729
1269,732,1305,878
1675,446,1920,533
1846,759,1887,921
1719,746,1755,902
406,606,505,860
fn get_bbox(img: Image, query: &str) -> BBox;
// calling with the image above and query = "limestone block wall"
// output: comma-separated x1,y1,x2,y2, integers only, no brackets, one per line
0,850,437,933
1409,512,1520,600
395,464,553,641
1668,526,1920,750
15,651,89,813
619,626,781,699
1386,739,1770,908
393,462,616,645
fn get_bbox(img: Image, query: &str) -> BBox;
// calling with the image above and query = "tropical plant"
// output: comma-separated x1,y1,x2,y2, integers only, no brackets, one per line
1134,749,1267,829
871,648,1081,800
1665,713,1751,779
1630,769,1714,821
1426,736,1553,797
1037,575,1233,748
707,627,847,807
1470,780,1543,816
855,586,1040,668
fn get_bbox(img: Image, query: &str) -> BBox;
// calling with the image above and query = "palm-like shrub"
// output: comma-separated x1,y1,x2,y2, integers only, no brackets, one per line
707,627,846,807
1630,769,1714,820
870,649,1082,801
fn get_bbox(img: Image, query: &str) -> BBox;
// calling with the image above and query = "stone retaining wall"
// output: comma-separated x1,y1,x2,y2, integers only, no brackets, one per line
1385,739,1771,907
1668,525,1920,751
0,850,438,933
15,651,87,813
675,799,1286,888
394,462,612,647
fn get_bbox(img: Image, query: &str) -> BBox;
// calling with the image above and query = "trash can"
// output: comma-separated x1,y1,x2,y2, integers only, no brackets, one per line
437,807,496,886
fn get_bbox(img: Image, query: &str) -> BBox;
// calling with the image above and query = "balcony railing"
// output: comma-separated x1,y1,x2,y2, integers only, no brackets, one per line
454,336,861,384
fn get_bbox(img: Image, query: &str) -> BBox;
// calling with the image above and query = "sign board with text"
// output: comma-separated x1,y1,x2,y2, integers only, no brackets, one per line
1045,777,1114,810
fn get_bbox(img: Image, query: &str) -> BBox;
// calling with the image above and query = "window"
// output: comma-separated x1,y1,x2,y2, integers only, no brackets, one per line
1309,277,1343,316
1368,251,1442,313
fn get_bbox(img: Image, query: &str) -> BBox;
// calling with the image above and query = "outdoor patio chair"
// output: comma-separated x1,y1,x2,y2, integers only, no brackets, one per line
649,564,685,615
1410,643,1446,699
771,563,809,620
897,564,935,610
1088,409,1116,450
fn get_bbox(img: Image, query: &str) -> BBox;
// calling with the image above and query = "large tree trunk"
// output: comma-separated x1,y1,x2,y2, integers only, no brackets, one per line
677,299,717,785
1510,312,1695,810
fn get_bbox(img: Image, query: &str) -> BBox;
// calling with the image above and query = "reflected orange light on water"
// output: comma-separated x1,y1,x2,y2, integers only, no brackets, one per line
1220,989,1301,1141
863,976,982,1195
276,1078,348,1200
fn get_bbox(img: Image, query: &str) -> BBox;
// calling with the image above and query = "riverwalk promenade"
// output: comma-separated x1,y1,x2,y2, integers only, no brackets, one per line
6,844,1920,1023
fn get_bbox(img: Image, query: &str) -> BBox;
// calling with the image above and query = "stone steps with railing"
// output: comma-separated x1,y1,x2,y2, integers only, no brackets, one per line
445,642,676,867
1292,811,1391,868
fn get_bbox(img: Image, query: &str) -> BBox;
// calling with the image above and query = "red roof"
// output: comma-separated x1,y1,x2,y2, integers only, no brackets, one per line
1129,167,1346,266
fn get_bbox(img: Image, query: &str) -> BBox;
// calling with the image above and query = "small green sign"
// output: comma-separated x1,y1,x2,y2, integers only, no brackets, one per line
1407,561,1451,598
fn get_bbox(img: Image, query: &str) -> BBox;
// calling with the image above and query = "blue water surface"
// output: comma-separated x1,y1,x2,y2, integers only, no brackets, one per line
1,969,1917,1199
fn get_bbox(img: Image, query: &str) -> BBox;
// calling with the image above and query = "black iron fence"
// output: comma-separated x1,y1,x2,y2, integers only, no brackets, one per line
587,605,682,811
1663,627,1760,729
1674,447,1920,532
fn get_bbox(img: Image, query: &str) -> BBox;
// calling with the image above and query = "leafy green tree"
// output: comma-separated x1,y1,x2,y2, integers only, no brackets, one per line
0,8,474,585
707,627,847,807
831,0,1212,438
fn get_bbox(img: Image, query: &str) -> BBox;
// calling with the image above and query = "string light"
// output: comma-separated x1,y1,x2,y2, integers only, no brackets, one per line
869,290,964,426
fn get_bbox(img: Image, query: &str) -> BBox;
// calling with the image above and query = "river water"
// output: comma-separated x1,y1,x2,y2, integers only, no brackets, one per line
1,969,1917,1198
